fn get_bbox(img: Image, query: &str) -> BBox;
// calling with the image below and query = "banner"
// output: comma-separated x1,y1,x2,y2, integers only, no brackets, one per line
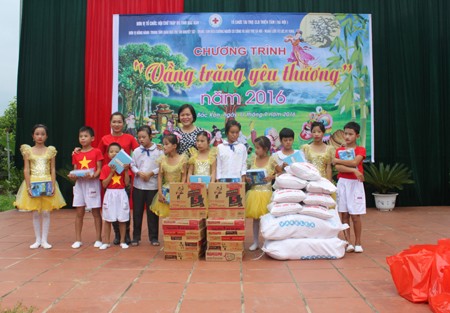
113,13,374,160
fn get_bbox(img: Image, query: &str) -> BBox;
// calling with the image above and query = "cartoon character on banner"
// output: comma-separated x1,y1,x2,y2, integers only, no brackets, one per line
143,117,158,135
284,30,316,68
210,125,223,147
238,131,253,154
125,113,137,137
163,119,175,136
299,106,333,142
250,123,281,153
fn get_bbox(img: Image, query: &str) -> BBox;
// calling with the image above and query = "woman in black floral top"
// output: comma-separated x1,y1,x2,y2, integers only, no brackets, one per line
174,104,205,155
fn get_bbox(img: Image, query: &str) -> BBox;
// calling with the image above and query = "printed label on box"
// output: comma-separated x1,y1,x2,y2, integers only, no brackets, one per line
207,208,245,219
164,250,204,261
207,241,245,251
208,183,245,209
169,208,207,219
163,228,206,240
170,183,207,209
164,239,206,252
205,250,244,262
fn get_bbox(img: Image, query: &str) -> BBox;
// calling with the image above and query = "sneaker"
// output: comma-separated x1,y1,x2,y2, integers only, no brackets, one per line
71,241,82,249
130,240,139,247
346,244,355,253
41,242,52,249
30,242,41,249
99,243,110,250
120,243,129,249
151,239,160,246
354,245,364,253
93,241,103,248
249,243,259,251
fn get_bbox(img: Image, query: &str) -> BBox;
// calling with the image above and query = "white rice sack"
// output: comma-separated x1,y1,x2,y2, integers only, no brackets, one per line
268,202,303,217
271,189,306,203
275,174,308,190
303,192,336,208
300,205,334,220
260,209,348,240
287,162,321,181
306,177,337,194
262,237,346,260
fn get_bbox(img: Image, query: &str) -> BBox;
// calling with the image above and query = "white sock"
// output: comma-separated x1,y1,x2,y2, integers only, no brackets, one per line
32,211,41,244
41,211,51,244
252,219,260,247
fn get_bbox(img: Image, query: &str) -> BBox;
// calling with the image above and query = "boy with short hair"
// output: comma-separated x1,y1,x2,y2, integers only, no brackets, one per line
68,126,104,249
334,122,366,253
274,127,300,174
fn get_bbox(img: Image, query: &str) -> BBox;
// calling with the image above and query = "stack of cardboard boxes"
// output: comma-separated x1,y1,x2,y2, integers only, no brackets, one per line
205,182,246,262
163,183,207,260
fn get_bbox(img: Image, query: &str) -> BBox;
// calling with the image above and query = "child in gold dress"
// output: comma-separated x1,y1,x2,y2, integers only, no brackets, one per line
150,133,188,219
187,131,217,182
301,122,335,181
245,136,277,251
14,124,66,249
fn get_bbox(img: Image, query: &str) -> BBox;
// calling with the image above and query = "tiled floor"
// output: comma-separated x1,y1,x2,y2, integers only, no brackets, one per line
1,206,449,313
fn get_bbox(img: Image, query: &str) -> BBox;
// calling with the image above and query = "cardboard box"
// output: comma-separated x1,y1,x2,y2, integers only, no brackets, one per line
162,218,206,227
207,241,245,251
207,208,245,219
169,208,207,219
164,239,206,252
164,250,204,261
169,183,207,209
206,219,245,227
207,235,245,242
162,218,206,231
164,228,206,241
206,225,245,231
205,250,244,262
207,229,245,236
207,229,245,241
208,183,245,209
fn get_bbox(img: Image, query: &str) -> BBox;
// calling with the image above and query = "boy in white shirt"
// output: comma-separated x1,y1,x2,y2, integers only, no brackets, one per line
130,126,164,246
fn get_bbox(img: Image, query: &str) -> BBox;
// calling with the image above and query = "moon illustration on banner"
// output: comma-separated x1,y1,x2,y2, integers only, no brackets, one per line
300,13,341,48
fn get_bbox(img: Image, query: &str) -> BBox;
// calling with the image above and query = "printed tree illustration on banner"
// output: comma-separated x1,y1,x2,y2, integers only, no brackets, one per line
118,43,192,126
207,80,251,125
325,14,371,148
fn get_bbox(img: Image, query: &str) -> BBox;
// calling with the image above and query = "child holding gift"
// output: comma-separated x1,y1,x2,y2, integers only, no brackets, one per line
334,122,366,253
245,136,277,251
216,120,247,182
150,133,188,222
14,124,66,249
99,143,130,250
187,130,217,182
68,126,103,249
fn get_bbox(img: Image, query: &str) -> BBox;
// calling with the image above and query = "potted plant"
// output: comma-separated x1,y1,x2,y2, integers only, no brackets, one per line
364,162,414,211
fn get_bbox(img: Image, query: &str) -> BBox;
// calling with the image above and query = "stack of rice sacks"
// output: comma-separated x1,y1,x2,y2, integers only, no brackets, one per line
261,162,348,260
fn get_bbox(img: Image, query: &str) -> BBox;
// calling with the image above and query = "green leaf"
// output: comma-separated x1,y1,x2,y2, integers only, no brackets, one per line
364,163,415,194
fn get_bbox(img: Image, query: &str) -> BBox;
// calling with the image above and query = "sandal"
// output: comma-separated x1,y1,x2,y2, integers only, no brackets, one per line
346,244,355,253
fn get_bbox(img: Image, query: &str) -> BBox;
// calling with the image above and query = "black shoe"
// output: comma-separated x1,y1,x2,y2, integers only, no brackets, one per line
125,232,131,245
130,240,139,247
113,232,120,245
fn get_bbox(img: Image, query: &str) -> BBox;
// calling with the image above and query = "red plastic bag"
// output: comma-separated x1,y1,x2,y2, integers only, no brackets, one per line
386,244,437,303
429,239,450,313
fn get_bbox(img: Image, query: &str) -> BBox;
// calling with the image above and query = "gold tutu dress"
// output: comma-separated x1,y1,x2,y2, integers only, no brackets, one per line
14,145,66,212
188,147,217,209
302,144,337,202
301,144,335,179
245,155,277,219
150,154,188,217
188,147,217,177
